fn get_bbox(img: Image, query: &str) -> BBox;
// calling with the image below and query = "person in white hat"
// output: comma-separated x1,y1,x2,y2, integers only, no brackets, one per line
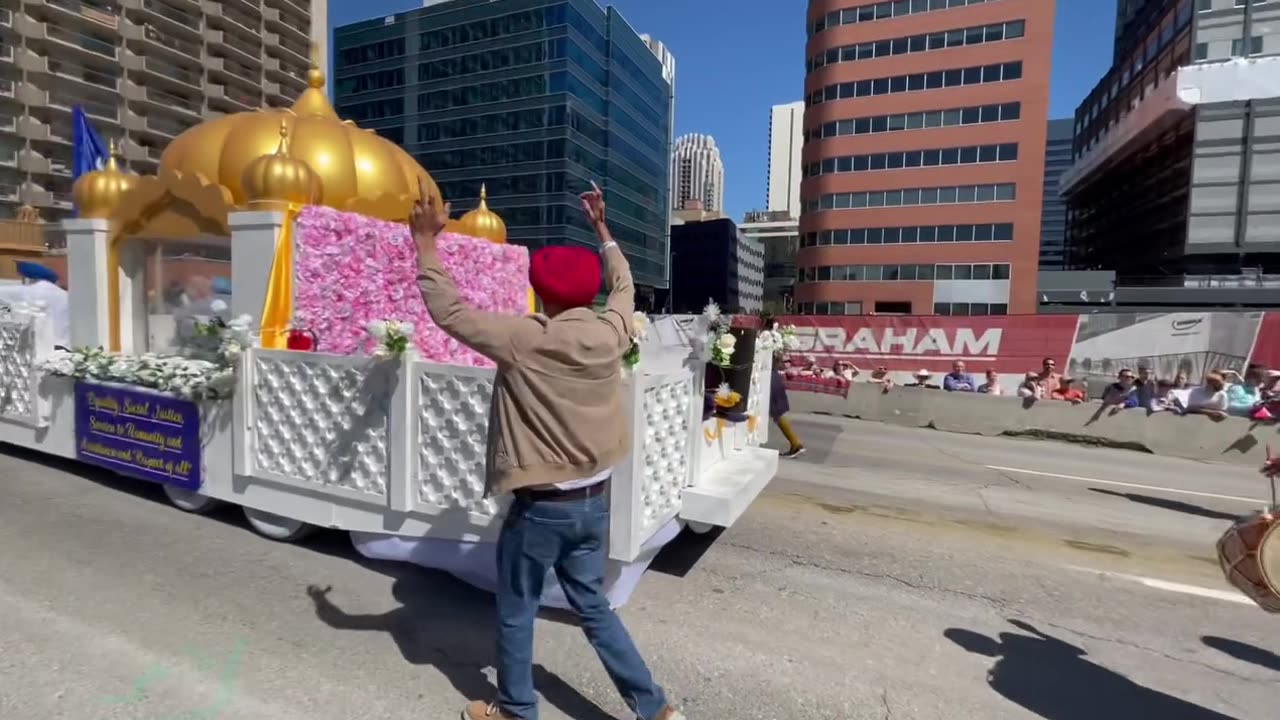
904,369,940,389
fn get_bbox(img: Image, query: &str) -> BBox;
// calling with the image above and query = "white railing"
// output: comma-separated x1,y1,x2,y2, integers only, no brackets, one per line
0,303,53,428
237,347,702,561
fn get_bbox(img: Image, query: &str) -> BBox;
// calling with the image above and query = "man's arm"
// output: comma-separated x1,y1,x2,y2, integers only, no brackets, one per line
597,224,634,351
416,250,526,366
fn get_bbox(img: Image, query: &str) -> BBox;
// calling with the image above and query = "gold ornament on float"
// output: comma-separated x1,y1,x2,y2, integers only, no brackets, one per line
156,43,439,221
242,119,323,209
456,184,507,244
71,140,138,219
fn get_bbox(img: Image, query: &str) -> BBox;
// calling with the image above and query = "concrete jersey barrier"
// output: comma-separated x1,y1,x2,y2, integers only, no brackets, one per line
789,383,1277,467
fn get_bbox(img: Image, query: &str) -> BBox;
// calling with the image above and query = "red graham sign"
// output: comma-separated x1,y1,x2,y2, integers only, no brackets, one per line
770,314,1080,374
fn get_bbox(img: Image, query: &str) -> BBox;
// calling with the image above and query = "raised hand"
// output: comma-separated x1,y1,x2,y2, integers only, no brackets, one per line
579,180,606,231
409,177,450,256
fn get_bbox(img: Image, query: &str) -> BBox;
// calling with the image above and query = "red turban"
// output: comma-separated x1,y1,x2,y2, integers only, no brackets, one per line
529,245,601,309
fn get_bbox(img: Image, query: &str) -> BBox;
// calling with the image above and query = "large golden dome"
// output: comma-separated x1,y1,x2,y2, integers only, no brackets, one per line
455,184,507,244
159,63,438,220
72,140,138,220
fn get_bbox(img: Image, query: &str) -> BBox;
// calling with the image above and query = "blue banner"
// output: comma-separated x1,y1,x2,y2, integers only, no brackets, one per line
74,382,202,490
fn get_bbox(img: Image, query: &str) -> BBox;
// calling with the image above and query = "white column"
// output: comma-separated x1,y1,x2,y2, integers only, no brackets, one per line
60,218,111,349
228,210,287,324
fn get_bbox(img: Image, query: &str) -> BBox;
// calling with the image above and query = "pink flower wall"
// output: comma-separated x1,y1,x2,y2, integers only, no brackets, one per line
292,205,530,367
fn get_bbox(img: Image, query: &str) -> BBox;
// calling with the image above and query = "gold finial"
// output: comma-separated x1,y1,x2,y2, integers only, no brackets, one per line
275,119,290,155
306,40,324,89
479,183,488,207
106,138,119,171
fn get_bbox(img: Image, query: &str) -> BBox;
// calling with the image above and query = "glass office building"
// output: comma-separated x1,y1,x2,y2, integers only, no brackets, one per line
332,0,673,290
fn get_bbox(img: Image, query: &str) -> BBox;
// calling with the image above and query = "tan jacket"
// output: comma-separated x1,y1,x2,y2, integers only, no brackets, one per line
417,243,634,495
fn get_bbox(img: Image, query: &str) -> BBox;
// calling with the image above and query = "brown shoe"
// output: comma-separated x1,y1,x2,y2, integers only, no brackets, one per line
460,701,519,720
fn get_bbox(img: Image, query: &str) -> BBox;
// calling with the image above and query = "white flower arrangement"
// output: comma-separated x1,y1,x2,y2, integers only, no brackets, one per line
367,319,413,358
622,311,648,373
690,300,736,367
757,323,798,354
41,314,253,400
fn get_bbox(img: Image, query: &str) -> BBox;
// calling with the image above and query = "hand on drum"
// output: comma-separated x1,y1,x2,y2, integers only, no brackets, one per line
410,177,450,260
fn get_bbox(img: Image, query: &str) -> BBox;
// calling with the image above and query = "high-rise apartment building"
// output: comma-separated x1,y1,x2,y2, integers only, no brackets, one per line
1039,118,1072,270
1059,0,1280,308
798,0,1055,316
767,101,805,217
671,132,724,215
333,0,673,290
0,0,324,223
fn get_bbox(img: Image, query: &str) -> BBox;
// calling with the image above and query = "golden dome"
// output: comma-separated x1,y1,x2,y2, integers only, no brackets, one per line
242,119,323,209
72,140,138,219
157,55,438,221
456,184,507,244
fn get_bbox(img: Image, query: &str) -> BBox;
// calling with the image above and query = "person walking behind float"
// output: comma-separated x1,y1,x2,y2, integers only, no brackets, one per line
760,314,806,459
412,180,682,720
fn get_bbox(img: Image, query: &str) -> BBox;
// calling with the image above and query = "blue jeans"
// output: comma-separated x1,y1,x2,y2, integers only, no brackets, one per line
496,490,667,720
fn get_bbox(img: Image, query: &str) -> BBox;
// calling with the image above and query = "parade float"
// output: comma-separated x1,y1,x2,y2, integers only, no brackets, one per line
0,60,778,609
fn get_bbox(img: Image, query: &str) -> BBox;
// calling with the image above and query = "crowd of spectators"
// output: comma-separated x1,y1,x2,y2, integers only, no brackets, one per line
779,354,1280,421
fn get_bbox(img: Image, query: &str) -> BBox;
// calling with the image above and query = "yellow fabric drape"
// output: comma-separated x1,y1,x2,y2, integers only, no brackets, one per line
258,207,299,349
528,287,536,314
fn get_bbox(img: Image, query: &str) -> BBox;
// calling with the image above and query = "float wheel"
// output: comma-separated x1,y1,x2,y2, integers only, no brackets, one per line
685,520,717,535
163,485,224,515
243,507,315,542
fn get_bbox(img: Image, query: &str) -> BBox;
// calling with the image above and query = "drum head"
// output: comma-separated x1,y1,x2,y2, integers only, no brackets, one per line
1260,520,1280,596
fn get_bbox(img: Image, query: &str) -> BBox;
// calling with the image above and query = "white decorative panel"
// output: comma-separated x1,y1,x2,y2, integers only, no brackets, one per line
250,353,392,498
0,305,51,427
746,344,772,446
639,377,691,530
412,365,499,518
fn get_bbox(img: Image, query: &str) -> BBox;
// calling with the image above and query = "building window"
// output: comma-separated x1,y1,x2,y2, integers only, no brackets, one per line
804,183,1016,213
798,263,1010,283
934,263,1011,280
806,102,1020,142
1193,42,1209,60
807,19,1025,72
810,0,1007,35
1234,0,1269,6
935,303,1008,316
804,144,1018,177
806,62,1023,106
797,302,862,315
1231,36,1264,56
802,223,1014,247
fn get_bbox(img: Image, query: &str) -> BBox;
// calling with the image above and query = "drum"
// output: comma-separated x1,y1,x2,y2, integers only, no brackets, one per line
1216,450,1280,613
1217,510,1280,613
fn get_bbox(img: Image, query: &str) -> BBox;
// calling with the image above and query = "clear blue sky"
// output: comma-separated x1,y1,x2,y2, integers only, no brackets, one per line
331,0,1116,221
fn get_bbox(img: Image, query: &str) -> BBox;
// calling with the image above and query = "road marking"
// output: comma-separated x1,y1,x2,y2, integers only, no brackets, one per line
1064,565,1253,605
984,465,1265,505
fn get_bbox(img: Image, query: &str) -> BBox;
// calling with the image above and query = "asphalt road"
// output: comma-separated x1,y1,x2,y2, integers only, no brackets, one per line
1,416,1278,720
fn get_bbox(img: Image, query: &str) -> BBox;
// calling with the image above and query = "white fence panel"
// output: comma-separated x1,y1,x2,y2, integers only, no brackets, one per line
0,303,52,428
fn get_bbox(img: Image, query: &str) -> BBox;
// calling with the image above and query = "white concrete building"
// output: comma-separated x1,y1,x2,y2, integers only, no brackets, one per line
671,133,724,214
766,101,804,218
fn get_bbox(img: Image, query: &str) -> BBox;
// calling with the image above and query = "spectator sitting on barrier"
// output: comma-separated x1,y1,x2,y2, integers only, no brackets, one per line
835,361,860,383
978,369,1004,396
1017,372,1043,399
1172,372,1189,390
943,360,977,392
1033,357,1061,396
1050,376,1086,404
1224,366,1263,417
904,369,941,389
1134,364,1159,410
867,366,894,392
796,355,819,377
1103,368,1140,409
1181,371,1229,419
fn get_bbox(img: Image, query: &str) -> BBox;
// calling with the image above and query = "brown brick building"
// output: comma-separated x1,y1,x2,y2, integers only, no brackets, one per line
798,0,1055,316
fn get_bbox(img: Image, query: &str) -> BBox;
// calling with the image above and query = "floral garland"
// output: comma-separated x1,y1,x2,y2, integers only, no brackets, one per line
622,311,649,374
42,315,254,400
367,320,413,358
690,301,737,368
757,322,798,355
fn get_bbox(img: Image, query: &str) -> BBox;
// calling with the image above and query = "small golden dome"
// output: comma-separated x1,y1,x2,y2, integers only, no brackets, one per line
456,184,507,244
71,140,138,219
242,120,322,209
157,47,439,221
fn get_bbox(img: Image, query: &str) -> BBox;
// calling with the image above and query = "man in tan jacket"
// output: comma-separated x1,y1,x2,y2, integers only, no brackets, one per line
412,181,683,720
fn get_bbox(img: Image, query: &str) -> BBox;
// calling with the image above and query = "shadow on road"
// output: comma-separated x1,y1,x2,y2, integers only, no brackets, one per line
946,619,1235,719
304,570,615,720
1202,635,1280,673
1087,488,1239,522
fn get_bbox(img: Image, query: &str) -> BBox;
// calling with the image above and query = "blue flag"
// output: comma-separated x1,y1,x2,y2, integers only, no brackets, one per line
71,106,108,217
